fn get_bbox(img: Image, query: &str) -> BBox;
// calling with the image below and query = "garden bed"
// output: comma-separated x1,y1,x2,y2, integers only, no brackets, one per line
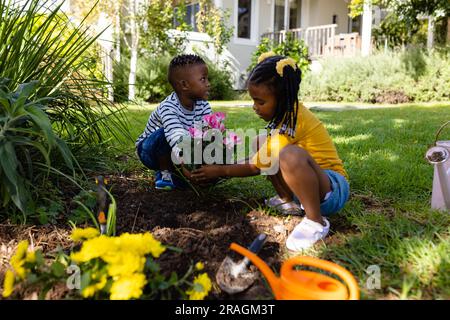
1,172,360,300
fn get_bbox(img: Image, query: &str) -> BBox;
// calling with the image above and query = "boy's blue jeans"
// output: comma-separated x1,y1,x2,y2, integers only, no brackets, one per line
136,128,172,171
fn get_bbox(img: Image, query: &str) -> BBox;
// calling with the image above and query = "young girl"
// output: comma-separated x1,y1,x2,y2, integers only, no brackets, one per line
189,53,350,251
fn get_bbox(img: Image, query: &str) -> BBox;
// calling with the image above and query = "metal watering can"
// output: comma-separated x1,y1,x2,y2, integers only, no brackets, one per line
425,121,450,211
229,243,360,300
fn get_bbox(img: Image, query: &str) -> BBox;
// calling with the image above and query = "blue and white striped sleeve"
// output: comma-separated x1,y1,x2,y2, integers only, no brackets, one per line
159,104,188,151
201,102,212,116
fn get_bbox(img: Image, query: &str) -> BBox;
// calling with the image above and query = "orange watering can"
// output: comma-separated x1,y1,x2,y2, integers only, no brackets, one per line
230,243,360,300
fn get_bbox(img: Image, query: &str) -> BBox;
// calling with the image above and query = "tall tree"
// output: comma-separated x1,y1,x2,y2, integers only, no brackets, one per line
349,0,450,48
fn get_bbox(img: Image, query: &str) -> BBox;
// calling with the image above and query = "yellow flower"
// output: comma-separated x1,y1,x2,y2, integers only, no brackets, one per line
2,270,15,298
110,273,147,300
81,274,108,298
275,57,297,77
11,240,28,262
195,262,204,271
104,252,146,277
70,227,100,242
118,233,166,258
10,240,31,279
70,235,117,263
186,273,212,300
257,51,276,64
25,251,36,264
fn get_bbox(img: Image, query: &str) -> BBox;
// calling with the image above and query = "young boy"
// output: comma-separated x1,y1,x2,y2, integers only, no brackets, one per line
135,54,211,190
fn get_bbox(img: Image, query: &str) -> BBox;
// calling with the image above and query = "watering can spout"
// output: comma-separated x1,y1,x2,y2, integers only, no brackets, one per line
229,243,281,296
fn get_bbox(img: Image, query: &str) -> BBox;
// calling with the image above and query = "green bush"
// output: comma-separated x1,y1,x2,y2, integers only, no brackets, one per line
206,61,237,101
0,80,75,221
300,49,450,103
135,54,236,102
248,33,310,75
0,0,130,221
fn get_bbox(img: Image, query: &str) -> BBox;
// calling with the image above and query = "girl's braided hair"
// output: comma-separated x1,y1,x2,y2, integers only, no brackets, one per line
247,55,302,137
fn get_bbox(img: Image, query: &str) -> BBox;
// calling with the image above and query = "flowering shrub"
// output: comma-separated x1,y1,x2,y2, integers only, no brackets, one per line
180,112,242,171
2,229,212,300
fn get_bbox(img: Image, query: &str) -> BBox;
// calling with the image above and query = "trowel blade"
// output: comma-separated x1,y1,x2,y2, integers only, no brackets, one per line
215,256,258,294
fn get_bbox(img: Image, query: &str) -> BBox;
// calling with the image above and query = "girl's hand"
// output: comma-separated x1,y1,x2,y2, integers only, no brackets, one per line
191,165,223,183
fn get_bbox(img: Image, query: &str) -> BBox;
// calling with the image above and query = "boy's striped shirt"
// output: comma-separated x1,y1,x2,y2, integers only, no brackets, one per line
135,92,211,152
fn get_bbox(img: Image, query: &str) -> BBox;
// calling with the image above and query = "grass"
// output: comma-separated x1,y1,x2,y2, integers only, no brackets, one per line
116,101,450,300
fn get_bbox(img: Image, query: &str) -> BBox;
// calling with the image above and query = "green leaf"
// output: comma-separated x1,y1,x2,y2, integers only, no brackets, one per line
16,81,38,101
51,261,65,277
0,141,19,187
25,103,55,148
54,137,74,171
80,270,92,291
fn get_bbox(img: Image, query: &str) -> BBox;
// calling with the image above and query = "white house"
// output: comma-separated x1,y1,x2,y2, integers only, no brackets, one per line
179,0,381,89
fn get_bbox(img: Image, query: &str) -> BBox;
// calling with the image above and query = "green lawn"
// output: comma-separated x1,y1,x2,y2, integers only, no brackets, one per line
122,102,450,299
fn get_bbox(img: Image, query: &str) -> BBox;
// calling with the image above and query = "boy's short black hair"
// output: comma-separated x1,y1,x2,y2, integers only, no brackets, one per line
168,54,206,88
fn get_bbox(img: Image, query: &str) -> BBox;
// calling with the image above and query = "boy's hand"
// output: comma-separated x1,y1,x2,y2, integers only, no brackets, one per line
191,165,223,183
180,163,193,181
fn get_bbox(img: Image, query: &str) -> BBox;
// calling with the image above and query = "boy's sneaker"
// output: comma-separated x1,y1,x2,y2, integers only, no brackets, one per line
286,217,330,252
265,195,303,215
155,170,176,190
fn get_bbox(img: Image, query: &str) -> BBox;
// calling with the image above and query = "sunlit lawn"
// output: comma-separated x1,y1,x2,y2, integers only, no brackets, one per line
120,102,450,299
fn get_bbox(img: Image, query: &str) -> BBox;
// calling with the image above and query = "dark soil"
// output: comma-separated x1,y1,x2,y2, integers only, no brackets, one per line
0,173,360,300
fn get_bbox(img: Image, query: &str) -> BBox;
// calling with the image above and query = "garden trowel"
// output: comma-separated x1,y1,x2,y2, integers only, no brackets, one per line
216,233,267,294
95,176,108,234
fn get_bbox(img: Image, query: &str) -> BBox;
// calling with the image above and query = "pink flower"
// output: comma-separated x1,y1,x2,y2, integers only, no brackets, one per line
203,112,227,131
214,112,226,122
202,114,216,128
188,127,202,139
224,132,242,146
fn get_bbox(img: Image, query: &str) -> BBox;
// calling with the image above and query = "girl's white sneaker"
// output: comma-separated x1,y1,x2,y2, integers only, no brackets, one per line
286,217,330,251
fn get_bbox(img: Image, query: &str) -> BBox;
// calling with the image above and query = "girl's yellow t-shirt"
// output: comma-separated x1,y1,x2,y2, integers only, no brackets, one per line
252,103,348,179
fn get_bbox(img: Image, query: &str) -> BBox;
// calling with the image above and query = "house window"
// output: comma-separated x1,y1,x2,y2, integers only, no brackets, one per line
174,2,200,32
349,16,361,33
332,14,338,25
237,0,252,39
274,0,301,32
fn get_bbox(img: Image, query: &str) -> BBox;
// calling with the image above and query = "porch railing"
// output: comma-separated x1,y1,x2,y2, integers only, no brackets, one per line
261,24,339,58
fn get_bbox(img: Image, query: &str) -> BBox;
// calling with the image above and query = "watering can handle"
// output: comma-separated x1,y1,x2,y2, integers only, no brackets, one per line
282,256,360,300
433,121,450,146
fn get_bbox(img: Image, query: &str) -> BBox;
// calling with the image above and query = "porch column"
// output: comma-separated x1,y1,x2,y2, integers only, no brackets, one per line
284,0,290,31
214,0,223,8
361,0,372,56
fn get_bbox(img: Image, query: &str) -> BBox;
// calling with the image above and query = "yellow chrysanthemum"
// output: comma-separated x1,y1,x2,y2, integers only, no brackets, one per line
70,227,100,242
117,233,165,258
109,273,147,300
105,252,146,277
70,235,117,263
275,57,297,77
25,251,36,264
257,51,276,64
195,262,204,271
81,274,107,298
2,270,15,298
10,240,31,279
11,240,28,263
186,273,212,300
